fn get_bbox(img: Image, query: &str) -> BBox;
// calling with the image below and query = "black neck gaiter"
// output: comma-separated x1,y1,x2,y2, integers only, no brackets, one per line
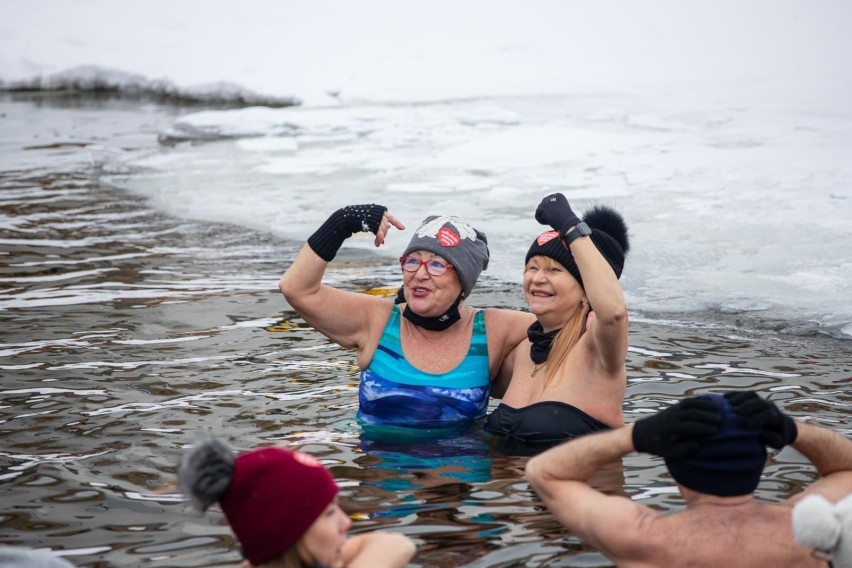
527,321,560,364
402,294,463,332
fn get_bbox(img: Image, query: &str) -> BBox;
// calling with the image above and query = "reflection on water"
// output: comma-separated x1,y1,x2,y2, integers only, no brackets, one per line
1,150,850,567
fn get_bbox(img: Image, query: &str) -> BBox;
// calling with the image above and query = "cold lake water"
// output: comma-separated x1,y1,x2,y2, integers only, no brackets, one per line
1,92,850,567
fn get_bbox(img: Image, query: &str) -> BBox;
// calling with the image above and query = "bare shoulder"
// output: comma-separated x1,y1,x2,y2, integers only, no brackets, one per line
580,494,663,560
483,307,535,356
342,531,416,568
483,306,535,331
632,504,823,568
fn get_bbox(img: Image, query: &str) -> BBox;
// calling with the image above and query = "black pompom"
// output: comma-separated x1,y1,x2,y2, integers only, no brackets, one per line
584,205,630,255
178,436,235,512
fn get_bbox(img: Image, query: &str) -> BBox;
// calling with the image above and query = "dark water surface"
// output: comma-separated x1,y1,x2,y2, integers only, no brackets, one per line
1,96,850,567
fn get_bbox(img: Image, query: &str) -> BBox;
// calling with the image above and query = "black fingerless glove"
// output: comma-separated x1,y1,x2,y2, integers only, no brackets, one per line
632,397,722,459
535,193,582,235
724,391,798,449
307,204,387,261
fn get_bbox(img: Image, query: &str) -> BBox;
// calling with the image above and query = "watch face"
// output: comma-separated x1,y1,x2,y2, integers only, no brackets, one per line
578,222,592,235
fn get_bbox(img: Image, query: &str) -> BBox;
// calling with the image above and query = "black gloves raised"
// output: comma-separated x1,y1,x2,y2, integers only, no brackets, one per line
307,204,387,261
535,193,581,235
724,391,798,449
632,397,722,459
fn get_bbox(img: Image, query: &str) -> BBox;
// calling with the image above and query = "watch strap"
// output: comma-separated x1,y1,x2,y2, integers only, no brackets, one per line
563,221,592,245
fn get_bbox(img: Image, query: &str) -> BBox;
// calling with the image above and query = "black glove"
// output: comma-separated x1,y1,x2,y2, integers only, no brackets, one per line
632,397,722,459
535,193,581,235
307,204,387,261
724,391,798,449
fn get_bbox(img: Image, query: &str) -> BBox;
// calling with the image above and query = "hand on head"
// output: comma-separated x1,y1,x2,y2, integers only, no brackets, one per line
535,193,581,234
633,390,798,461
632,397,722,459
724,391,798,448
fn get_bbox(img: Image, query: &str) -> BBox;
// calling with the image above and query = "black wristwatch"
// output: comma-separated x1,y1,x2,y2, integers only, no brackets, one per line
563,221,592,245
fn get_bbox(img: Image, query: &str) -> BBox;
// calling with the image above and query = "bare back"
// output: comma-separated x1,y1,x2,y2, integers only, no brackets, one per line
618,502,826,568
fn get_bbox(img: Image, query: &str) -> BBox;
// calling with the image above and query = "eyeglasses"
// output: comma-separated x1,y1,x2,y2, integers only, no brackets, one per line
398,256,454,276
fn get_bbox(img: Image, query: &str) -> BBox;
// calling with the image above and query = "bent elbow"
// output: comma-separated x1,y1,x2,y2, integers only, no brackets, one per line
525,455,545,488
278,275,307,313
394,534,417,565
597,305,628,329
279,270,306,305
278,274,292,299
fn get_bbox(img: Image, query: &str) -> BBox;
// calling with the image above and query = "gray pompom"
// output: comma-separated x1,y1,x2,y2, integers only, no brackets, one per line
178,436,235,512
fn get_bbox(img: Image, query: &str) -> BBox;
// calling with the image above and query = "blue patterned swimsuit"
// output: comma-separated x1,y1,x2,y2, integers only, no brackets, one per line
357,306,490,426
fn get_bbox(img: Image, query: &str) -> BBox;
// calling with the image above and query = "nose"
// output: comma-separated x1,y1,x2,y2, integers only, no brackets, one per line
413,263,432,278
340,510,352,532
531,269,548,283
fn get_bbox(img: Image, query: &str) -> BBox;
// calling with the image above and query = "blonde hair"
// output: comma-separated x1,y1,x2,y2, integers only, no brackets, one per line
528,256,590,385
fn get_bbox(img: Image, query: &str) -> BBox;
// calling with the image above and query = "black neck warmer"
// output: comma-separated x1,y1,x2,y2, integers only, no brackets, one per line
401,294,463,332
528,321,560,364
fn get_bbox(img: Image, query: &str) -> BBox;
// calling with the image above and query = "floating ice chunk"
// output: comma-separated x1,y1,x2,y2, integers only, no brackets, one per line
237,137,299,153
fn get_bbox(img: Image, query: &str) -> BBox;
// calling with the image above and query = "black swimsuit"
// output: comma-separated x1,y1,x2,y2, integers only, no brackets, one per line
485,401,611,454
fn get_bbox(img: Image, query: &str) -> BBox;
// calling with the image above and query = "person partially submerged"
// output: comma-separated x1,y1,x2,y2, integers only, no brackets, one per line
279,204,533,428
526,391,852,567
178,437,415,568
485,193,630,453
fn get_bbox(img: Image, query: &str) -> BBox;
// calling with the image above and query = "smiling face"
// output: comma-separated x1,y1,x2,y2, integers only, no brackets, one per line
296,498,352,568
401,250,463,316
524,255,586,331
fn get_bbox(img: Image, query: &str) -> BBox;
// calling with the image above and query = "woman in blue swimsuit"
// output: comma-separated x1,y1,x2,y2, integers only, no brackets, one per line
485,193,630,453
279,205,534,430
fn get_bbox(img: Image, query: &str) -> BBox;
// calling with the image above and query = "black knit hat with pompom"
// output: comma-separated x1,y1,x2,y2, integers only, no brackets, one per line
525,204,630,287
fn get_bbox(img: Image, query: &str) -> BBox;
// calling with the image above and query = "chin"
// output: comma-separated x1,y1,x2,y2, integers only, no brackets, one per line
526,299,549,313
408,299,440,316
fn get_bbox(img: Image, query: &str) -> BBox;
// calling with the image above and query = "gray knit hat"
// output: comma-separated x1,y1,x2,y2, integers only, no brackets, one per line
402,215,489,299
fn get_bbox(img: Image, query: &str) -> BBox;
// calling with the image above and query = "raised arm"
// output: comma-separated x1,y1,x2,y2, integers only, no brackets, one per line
279,205,404,352
533,194,629,373
725,391,852,504
791,422,852,503
525,426,649,559
526,395,722,560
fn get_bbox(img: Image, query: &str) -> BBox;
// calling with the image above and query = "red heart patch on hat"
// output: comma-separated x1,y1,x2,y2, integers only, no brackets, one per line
537,231,560,246
438,227,460,247
293,451,325,468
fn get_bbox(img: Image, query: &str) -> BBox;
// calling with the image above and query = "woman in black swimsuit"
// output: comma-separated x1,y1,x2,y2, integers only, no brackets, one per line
485,193,630,454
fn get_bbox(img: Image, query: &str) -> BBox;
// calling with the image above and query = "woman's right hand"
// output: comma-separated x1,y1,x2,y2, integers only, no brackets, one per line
373,210,405,247
307,203,394,261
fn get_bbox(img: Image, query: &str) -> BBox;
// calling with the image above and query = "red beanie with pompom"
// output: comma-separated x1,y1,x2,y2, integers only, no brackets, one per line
221,447,338,565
